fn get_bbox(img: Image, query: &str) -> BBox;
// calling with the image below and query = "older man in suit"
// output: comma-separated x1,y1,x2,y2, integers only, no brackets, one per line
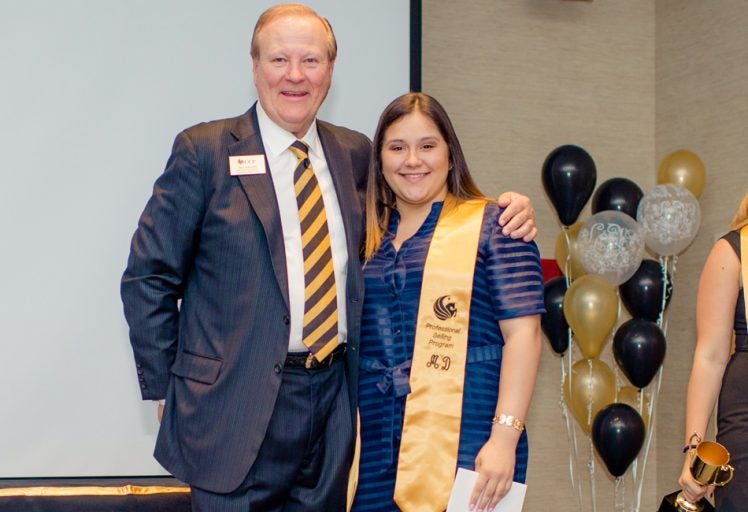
121,4,536,511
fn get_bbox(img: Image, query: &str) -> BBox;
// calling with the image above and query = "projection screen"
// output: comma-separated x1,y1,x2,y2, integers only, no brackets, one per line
0,0,411,477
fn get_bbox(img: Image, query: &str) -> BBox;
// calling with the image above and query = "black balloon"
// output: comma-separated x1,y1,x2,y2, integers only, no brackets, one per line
541,145,597,226
613,318,666,388
592,403,645,477
591,177,644,219
541,277,569,354
620,259,672,321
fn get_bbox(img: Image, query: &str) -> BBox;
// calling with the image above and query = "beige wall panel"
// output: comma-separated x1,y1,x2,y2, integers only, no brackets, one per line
423,0,748,509
423,1,656,510
655,0,748,502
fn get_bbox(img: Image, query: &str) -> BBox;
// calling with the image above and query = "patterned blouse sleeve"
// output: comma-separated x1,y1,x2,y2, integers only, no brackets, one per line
483,204,546,321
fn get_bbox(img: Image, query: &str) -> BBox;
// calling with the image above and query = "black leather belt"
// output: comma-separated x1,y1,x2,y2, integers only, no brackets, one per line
285,344,347,370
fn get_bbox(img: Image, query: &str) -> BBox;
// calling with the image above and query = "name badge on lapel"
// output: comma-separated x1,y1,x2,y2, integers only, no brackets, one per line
229,155,266,176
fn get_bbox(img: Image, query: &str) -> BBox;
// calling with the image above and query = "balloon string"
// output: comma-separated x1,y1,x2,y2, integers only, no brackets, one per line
562,327,582,509
614,476,625,511
630,389,644,484
632,256,673,511
657,256,670,329
585,361,597,512
615,288,622,326
588,436,597,512
586,358,593,428
634,366,663,511
560,356,583,509
613,368,620,400
637,386,644,415
562,226,573,284
584,342,599,512
560,229,585,509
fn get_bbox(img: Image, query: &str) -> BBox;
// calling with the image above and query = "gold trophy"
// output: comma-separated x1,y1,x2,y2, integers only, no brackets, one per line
674,434,734,512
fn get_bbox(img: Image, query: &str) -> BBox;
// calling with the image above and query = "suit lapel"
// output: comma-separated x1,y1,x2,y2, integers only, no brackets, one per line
229,106,290,310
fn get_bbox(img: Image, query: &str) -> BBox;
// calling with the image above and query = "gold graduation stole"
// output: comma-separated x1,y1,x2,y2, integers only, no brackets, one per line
394,195,488,512
347,410,361,512
740,226,748,324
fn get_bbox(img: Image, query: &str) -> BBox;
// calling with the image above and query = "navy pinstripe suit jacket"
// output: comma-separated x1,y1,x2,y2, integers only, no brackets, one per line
121,103,369,493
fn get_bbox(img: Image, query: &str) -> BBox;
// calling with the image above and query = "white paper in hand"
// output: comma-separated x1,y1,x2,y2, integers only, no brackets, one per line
447,468,527,512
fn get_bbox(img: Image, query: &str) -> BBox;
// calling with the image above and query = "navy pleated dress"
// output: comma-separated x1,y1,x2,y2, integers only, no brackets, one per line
352,201,545,511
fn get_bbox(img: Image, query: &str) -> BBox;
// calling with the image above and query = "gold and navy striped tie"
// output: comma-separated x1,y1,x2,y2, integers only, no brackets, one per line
289,140,339,361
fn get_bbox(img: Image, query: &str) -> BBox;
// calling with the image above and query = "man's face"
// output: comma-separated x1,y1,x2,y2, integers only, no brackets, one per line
253,15,334,138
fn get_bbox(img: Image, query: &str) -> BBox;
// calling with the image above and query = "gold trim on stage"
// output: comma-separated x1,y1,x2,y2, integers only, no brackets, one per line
0,485,190,497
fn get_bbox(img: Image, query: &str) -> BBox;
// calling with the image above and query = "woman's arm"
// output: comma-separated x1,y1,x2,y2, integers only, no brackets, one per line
679,239,740,503
470,314,542,512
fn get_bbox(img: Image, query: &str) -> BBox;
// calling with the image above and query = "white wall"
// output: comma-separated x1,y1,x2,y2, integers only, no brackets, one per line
0,0,410,477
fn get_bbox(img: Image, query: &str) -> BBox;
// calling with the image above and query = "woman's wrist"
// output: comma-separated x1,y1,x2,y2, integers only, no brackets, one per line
492,413,524,432
489,415,523,442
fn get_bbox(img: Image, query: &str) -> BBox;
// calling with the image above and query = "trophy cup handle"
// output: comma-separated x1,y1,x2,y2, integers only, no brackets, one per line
688,433,703,449
717,464,734,486
686,433,702,465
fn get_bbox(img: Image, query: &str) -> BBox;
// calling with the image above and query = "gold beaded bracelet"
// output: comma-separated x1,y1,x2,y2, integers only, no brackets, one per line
492,413,524,432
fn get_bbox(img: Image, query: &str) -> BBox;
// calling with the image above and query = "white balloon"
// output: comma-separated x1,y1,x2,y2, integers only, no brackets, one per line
577,211,645,286
637,184,701,256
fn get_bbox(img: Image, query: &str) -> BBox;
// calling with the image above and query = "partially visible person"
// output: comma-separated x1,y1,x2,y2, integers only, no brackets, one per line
351,92,544,512
121,4,538,512
679,191,748,511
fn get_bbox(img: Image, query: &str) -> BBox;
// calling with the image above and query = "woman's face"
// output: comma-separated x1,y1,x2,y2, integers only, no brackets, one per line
381,111,450,211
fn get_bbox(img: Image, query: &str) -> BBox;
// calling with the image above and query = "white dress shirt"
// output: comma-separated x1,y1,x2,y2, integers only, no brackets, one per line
256,103,349,353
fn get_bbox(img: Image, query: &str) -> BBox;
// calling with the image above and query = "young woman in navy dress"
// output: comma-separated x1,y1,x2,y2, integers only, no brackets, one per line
351,93,544,512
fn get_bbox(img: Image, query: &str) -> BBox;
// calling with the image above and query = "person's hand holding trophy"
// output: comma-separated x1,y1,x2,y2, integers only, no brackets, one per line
670,433,734,511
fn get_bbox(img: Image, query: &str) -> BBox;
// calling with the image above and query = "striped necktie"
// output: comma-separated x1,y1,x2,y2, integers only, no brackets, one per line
289,140,339,361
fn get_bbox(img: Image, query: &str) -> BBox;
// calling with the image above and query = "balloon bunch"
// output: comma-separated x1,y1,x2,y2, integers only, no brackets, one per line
541,145,705,511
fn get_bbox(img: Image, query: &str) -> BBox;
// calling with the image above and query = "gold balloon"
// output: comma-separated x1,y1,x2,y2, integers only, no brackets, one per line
554,222,587,279
657,149,706,198
618,386,649,429
564,358,616,432
563,274,618,358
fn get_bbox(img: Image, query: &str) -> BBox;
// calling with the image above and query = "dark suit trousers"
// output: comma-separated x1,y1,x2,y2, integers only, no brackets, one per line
190,359,353,512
